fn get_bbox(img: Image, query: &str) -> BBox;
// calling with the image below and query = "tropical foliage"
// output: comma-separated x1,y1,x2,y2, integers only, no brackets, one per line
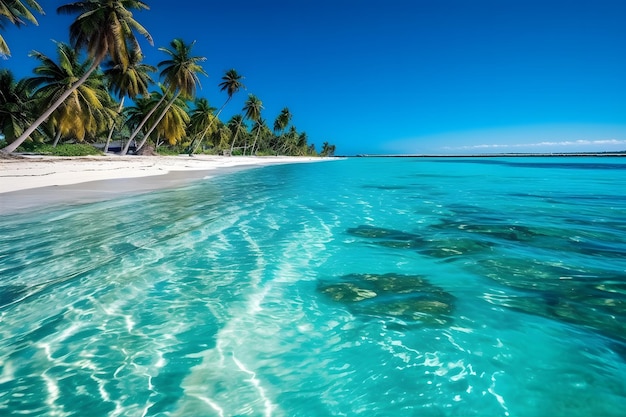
0,0,44,57
0,2,337,156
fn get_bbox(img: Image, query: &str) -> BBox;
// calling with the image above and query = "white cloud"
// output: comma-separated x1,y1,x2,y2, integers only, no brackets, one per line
384,124,626,154
445,138,626,150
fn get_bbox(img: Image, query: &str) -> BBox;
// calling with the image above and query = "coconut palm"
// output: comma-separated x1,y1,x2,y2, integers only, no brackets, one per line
103,48,155,151
320,141,336,157
190,68,244,154
1,0,152,154
227,114,245,154
280,125,300,155
26,41,112,146
0,69,36,142
142,87,189,149
122,38,206,154
250,117,269,155
124,94,152,138
272,107,292,154
0,0,44,57
273,107,291,134
241,94,262,155
296,131,309,156
211,122,231,150
187,97,217,152
128,84,189,152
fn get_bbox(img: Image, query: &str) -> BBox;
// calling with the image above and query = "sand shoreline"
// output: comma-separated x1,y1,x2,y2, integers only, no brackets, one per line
0,154,331,213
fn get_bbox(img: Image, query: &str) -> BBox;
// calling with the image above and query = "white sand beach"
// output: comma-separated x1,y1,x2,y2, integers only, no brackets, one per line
0,154,330,213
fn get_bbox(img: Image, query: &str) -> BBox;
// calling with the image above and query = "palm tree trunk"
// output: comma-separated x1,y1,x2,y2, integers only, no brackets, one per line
250,128,261,156
104,97,124,153
52,130,62,148
121,93,167,155
189,118,213,155
1,59,101,154
135,91,180,153
229,123,242,155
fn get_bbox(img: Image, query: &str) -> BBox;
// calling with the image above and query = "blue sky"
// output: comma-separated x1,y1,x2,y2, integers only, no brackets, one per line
2,0,626,155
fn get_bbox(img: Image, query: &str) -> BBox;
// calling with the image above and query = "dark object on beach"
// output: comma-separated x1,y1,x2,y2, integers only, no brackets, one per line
136,144,158,156
318,273,455,325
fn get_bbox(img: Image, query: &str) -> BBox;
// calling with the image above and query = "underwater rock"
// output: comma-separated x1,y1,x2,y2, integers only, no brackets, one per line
317,273,455,326
419,237,494,259
346,225,421,241
433,221,541,242
319,282,378,302
375,240,425,249
475,257,626,344
346,225,426,251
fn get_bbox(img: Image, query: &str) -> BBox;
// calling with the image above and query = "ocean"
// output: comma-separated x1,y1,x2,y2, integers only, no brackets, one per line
1,157,625,416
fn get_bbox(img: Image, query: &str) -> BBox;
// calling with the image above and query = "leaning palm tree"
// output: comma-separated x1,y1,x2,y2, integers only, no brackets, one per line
154,93,189,148
122,38,206,154
1,0,152,154
27,41,112,146
190,68,244,154
241,94,262,155
0,0,44,57
103,48,155,152
132,84,190,152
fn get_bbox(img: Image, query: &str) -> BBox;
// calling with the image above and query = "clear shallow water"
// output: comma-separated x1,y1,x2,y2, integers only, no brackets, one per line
1,157,626,416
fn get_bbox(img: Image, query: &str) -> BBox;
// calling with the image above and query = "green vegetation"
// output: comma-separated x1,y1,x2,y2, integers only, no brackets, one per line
0,1,337,157
18,143,103,156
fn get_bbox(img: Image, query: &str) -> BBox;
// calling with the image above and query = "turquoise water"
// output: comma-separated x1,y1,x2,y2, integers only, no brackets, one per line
1,157,626,416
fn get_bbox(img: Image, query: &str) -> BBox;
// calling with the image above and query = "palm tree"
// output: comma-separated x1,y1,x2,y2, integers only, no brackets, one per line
187,97,217,152
140,87,189,149
122,38,206,154
1,0,152,154
241,94,262,155
124,94,152,140
280,125,299,155
227,114,245,154
0,69,36,143
250,118,269,155
155,93,189,147
103,48,155,152
296,131,309,156
272,107,292,154
211,122,231,150
0,0,44,57
320,141,336,157
190,68,244,154
129,85,189,152
26,41,112,146
273,107,291,134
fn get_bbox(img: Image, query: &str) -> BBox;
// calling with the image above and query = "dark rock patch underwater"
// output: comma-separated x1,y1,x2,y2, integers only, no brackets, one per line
317,273,455,326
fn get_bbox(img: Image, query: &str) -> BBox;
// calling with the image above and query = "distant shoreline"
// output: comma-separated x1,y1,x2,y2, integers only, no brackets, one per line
354,152,626,158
